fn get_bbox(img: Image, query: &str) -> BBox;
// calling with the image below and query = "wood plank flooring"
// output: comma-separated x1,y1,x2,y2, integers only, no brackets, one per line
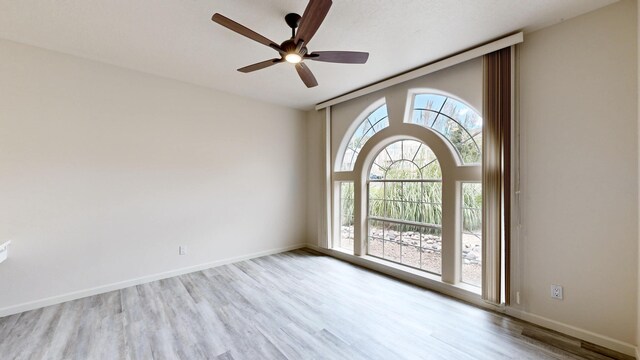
0,249,622,359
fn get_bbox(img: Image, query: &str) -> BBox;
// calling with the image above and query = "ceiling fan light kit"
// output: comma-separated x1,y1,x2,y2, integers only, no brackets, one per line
285,53,302,64
211,0,369,88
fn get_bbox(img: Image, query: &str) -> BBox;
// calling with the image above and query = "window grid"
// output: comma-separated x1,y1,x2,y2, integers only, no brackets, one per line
367,140,443,275
367,218,442,275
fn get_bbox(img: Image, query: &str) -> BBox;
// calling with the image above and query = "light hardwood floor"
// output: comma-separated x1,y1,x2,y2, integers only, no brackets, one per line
0,249,625,359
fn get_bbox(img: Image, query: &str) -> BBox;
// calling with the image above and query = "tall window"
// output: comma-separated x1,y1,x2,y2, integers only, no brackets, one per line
338,182,354,251
367,140,443,275
461,182,482,286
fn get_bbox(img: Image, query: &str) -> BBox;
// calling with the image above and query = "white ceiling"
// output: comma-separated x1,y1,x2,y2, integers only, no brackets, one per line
0,0,618,110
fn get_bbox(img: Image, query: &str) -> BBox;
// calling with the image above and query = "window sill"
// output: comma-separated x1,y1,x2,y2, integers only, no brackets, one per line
323,246,482,305
332,247,355,256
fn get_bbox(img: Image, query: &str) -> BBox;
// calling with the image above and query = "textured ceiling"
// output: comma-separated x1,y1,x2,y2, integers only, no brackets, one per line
0,0,618,109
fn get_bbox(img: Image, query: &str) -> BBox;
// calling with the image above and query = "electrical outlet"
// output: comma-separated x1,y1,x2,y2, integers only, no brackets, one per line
179,246,188,255
550,284,563,300
516,291,521,305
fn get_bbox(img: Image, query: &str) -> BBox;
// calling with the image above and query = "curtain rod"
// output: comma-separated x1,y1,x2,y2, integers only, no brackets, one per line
315,32,523,111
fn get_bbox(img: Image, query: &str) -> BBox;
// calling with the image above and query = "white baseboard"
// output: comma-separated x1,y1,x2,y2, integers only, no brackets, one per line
0,243,307,318
308,245,637,358
505,307,636,357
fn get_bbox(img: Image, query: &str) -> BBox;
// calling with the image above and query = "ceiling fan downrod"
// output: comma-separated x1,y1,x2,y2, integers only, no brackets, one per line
285,13,301,39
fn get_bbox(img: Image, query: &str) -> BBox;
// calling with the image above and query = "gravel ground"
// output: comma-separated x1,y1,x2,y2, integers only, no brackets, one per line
339,226,482,287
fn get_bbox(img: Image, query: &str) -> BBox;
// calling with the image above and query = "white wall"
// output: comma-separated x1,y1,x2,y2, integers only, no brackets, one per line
516,0,637,348
0,39,307,313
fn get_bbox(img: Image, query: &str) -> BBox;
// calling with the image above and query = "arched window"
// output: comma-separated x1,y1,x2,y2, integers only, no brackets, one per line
408,93,482,164
340,104,389,171
332,90,483,291
367,140,443,275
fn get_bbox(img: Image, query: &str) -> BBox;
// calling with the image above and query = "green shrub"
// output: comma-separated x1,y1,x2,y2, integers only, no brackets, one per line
340,181,482,233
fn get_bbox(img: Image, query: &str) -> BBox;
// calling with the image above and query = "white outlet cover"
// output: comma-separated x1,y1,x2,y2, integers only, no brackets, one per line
0,240,11,264
551,284,563,300
179,246,187,255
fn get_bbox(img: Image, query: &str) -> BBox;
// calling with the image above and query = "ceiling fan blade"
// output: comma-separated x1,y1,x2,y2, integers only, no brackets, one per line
237,58,284,73
295,63,318,88
294,0,332,45
212,13,281,52
307,51,369,64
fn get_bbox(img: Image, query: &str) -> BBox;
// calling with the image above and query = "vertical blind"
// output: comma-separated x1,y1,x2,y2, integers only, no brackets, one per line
482,47,512,304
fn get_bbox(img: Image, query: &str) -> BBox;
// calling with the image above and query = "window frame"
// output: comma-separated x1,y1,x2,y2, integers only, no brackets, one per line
331,91,483,295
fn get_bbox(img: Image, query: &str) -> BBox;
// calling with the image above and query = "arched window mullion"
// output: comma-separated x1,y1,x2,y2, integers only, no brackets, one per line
414,108,443,113
370,116,389,130
410,143,422,163
430,98,448,127
384,148,394,164
435,112,480,152
459,131,482,146
346,152,357,169
366,118,375,133
383,160,425,180
419,158,438,171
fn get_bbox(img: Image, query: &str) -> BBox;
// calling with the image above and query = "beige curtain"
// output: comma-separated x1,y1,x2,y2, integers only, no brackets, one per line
318,107,332,249
482,48,511,305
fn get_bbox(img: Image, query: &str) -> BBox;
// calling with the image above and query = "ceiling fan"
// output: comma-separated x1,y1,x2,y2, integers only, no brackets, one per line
211,0,369,88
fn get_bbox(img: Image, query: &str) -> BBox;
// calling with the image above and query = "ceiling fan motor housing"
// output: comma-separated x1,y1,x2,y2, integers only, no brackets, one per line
281,39,307,57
